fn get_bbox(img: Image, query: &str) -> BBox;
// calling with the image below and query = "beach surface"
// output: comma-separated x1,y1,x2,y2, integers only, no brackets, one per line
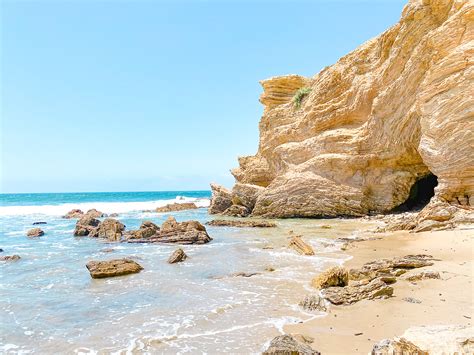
285,228,474,354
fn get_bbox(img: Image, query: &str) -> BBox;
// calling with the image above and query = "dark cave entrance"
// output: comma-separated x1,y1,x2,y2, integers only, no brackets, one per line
392,173,438,212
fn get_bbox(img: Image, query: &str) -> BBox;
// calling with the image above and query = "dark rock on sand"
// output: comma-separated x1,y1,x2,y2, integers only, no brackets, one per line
0,255,21,262
125,221,160,240
289,236,315,256
312,266,348,289
299,295,327,312
128,216,212,245
206,219,276,228
322,278,394,305
62,209,84,219
167,248,187,264
32,221,47,225
26,228,44,237
86,258,143,278
208,183,232,214
156,202,198,213
74,215,101,236
263,334,320,355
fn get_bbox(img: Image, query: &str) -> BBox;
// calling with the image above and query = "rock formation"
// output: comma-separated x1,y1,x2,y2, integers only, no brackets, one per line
0,255,21,262
167,248,187,264
86,258,143,278
206,219,276,228
263,334,320,355
26,228,44,237
212,0,474,225
155,202,198,213
125,221,160,240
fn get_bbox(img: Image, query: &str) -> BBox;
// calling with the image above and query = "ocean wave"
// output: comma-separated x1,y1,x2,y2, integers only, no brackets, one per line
0,197,210,216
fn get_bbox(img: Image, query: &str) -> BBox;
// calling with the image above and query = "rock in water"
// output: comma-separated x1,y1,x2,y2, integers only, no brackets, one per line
125,221,160,240
167,248,187,264
86,259,143,278
208,183,232,214
85,209,106,218
32,221,47,225
206,219,276,228
263,334,320,355
156,202,198,213
62,209,84,219
312,266,348,289
215,0,474,222
74,215,101,236
93,218,125,241
0,255,21,262
26,228,44,237
289,236,315,256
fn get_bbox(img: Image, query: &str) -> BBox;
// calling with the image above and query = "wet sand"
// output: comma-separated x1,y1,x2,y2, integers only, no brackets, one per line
285,228,474,354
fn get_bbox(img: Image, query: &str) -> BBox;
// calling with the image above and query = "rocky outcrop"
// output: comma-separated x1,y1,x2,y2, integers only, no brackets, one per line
62,209,84,219
206,219,276,228
0,255,21,262
127,216,212,244
73,215,101,237
125,221,160,240
322,278,394,305
26,228,44,237
93,218,125,241
263,334,320,355
215,0,473,221
289,236,315,256
167,248,187,264
86,258,143,278
208,183,232,214
312,266,348,289
156,202,198,213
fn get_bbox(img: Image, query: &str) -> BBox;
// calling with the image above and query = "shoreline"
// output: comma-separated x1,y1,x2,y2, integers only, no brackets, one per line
284,227,474,354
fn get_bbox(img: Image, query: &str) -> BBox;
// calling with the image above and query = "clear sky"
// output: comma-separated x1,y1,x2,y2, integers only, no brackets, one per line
1,0,406,193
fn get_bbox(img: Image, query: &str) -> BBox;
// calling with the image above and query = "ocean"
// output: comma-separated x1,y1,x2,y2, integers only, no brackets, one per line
0,191,371,353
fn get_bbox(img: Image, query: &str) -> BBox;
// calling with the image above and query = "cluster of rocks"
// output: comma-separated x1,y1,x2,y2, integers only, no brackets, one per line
307,255,435,306
208,183,264,217
155,202,198,213
63,208,107,219
206,219,276,228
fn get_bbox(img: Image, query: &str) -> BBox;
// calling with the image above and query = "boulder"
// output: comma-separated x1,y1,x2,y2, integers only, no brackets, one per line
372,338,428,355
62,209,84,219
156,202,198,213
322,278,394,305
26,228,44,237
263,334,320,355
167,248,187,264
93,218,125,241
289,236,315,256
85,209,106,218
206,219,276,228
125,220,160,240
128,216,212,245
86,258,143,278
73,215,101,236
0,255,21,262
208,183,232,214
312,266,348,289
299,295,327,312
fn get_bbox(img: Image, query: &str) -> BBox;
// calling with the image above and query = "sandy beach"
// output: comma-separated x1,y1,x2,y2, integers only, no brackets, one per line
285,227,474,354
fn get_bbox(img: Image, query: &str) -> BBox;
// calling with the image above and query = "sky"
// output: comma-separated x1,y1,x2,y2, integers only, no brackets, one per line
1,0,406,193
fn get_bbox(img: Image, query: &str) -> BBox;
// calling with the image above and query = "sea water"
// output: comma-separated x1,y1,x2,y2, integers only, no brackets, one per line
0,191,375,353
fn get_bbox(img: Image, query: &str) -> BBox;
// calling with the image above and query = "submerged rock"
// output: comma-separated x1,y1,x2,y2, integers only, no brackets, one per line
26,228,44,237
86,258,143,278
167,248,187,264
289,236,315,256
0,255,21,262
156,202,198,213
128,216,212,245
206,219,276,228
263,334,320,355
322,278,393,305
62,209,84,219
208,183,232,214
312,266,348,289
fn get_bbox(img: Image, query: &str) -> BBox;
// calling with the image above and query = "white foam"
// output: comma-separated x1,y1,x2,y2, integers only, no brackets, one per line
0,197,210,216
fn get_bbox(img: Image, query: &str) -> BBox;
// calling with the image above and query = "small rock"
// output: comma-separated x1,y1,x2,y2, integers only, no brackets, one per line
156,202,198,213
26,228,44,237
299,294,327,312
231,272,259,278
402,297,422,304
263,334,320,355
404,270,440,282
206,219,276,228
289,236,315,256
62,209,84,219
167,248,187,264
86,259,143,278
312,266,348,289
320,224,332,229
109,213,119,217
32,221,47,225
85,209,107,218
101,248,115,253
0,255,21,262
265,266,275,272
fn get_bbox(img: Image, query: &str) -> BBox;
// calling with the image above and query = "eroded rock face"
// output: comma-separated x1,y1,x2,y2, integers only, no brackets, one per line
312,266,348,289
26,228,44,237
86,258,143,278
263,334,320,355
208,183,232,214
322,278,394,305
156,202,198,213
219,0,474,219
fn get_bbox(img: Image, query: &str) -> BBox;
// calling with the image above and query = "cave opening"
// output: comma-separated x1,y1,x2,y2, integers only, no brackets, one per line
392,173,438,212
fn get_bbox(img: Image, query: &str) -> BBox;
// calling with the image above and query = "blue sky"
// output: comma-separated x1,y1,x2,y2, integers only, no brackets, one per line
1,0,405,193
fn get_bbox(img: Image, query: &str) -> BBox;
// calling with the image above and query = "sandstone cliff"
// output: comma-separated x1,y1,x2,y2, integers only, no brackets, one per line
212,0,473,224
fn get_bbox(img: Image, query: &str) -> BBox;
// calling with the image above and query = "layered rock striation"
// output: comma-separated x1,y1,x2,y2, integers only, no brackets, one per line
213,0,474,221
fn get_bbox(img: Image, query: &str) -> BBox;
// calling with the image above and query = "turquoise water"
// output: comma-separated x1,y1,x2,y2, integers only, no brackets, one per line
0,191,369,353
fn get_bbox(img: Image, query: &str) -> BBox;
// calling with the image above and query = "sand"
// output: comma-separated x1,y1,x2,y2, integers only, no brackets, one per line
284,228,474,354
